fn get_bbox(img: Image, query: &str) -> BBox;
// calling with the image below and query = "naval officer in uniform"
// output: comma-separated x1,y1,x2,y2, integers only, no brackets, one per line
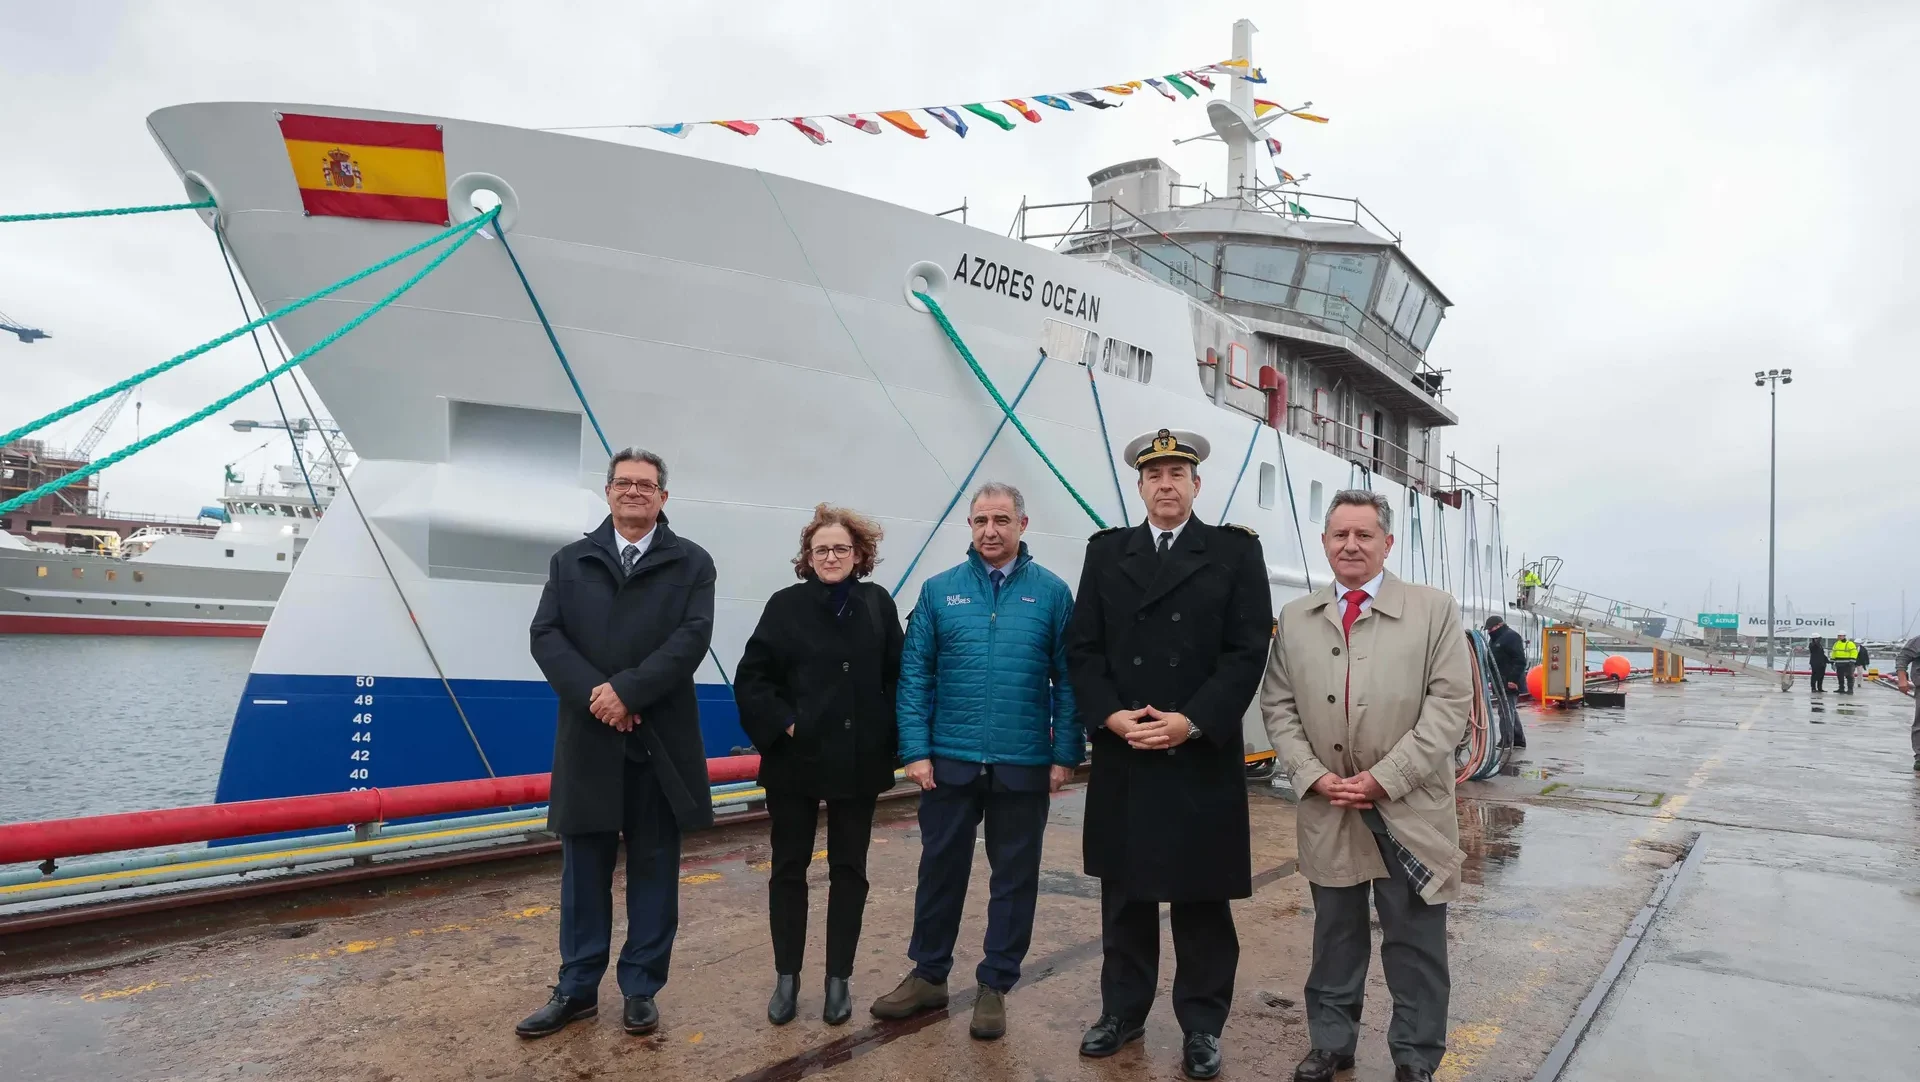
1067,428,1274,1080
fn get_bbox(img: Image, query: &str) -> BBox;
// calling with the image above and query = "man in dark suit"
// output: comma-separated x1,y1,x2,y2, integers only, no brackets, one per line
517,447,717,1040
1067,427,1274,1081
1483,616,1527,701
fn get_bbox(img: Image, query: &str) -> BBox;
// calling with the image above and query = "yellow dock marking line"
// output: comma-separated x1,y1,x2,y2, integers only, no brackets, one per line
1620,693,1768,861
70,790,830,1003
80,972,217,1003
1,817,552,897
1439,691,1769,1078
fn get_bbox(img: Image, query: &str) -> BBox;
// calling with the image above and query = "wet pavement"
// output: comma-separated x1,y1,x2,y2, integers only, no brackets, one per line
2,677,1915,1081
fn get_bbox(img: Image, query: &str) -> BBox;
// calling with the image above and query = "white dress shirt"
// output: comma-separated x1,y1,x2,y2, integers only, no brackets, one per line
616,523,657,569
1338,570,1387,621
1149,516,1192,551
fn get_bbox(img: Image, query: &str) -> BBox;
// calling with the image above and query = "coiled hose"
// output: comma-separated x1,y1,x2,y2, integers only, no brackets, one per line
1456,629,1517,783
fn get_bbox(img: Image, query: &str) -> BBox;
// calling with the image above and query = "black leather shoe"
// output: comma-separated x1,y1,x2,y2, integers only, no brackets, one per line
623,994,659,1035
768,974,798,1026
1182,1032,1222,1079
1394,1065,1434,1082
515,989,596,1038
1079,1014,1145,1057
1293,1048,1356,1082
823,976,852,1026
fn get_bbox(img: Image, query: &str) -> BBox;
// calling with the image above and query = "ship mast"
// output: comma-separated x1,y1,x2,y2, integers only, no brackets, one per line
1225,18,1259,195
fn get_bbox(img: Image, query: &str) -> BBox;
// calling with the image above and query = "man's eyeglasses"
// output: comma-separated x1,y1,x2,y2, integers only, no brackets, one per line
811,544,855,560
609,479,661,494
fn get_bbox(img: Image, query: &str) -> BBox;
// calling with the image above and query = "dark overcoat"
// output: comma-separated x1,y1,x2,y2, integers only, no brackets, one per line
733,578,903,799
530,514,716,835
1066,519,1273,902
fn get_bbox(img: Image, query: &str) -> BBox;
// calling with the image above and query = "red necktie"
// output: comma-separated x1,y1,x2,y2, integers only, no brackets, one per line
1341,589,1369,640
1341,589,1368,722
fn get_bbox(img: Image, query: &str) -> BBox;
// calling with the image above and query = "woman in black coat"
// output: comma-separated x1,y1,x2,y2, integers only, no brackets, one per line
1809,637,1828,692
733,504,902,1027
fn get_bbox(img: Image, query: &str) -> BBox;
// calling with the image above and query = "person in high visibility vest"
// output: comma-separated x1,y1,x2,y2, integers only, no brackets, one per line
1830,634,1860,694
1518,569,1543,609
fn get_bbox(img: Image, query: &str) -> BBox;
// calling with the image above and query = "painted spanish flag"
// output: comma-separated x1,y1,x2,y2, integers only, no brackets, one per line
278,113,449,225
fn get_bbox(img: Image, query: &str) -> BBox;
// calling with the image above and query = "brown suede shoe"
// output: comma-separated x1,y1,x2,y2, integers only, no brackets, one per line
869,974,949,1019
970,985,1006,1039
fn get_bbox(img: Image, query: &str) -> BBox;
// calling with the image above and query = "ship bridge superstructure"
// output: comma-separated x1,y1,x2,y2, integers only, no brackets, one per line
1016,162,1477,500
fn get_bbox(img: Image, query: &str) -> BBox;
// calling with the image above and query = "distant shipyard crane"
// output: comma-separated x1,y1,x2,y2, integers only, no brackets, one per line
73,386,138,458
0,307,49,344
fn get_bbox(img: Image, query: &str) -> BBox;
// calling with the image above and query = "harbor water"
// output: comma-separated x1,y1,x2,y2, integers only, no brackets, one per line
0,635,254,825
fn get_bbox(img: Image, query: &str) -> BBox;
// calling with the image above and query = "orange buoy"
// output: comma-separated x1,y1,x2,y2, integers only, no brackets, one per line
1526,663,1545,701
1602,655,1632,682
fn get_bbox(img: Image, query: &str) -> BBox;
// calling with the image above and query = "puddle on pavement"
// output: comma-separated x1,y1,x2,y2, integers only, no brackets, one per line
1457,801,1525,885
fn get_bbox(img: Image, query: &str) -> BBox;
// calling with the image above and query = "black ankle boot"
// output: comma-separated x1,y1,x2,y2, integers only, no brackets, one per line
823,976,852,1025
768,973,798,1026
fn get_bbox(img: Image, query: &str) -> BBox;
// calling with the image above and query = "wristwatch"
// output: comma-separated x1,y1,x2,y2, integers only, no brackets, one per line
1184,720,1203,742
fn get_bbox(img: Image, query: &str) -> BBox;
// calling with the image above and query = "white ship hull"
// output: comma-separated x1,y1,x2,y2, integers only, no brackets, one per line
145,102,1512,803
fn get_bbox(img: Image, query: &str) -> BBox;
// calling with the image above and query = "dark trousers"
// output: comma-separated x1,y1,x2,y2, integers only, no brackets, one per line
1811,661,1827,691
766,789,877,978
1100,882,1239,1036
1835,661,1856,693
556,759,682,1003
1305,831,1450,1073
1910,694,1920,761
906,767,1050,992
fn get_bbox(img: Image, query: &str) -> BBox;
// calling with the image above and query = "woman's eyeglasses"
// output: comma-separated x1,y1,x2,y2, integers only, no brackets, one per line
810,544,855,560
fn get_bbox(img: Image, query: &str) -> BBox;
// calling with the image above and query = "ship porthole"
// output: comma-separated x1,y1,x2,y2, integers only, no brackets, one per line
182,170,223,230
904,261,947,313
450,171,519,233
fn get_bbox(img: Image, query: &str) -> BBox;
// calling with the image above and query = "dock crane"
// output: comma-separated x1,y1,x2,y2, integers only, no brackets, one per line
1,308,49,344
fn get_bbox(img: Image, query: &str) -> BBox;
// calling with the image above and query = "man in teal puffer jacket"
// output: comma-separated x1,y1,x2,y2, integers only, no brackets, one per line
869,482,1080,1041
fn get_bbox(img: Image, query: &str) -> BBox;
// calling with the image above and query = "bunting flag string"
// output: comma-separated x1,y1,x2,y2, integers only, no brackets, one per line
877,110,929,138
926,107,969,138
577,58,1289,146
786,118,830,145
1004,99,1043,123
1255,98,1330,123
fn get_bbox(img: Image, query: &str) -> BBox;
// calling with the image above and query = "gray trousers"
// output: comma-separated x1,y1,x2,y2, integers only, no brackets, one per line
1305,831,1449,1072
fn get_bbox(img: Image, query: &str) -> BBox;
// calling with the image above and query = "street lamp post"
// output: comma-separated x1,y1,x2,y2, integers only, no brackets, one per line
1755,368,1792,673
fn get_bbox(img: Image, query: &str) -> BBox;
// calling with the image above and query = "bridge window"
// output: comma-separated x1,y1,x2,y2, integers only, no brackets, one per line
1310,481,1325,522
1221,244,1300,307
133,570,145,583
1299,253,1379,333
106,569,117,581
72,567,83,579
1131,241,1214,301
1412,299,1444,352
36,565,47,577
1258,463,1277,509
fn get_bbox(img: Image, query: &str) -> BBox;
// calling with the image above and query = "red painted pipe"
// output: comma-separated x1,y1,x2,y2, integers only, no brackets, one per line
0,755,762,866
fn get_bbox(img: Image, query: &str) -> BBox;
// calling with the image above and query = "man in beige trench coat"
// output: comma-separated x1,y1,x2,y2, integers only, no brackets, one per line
1260,489,1472,1082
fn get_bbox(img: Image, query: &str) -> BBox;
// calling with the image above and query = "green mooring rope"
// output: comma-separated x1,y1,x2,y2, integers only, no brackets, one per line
1,199,216,223
0,209,495,517
913,291,1106,530
0,214,488,450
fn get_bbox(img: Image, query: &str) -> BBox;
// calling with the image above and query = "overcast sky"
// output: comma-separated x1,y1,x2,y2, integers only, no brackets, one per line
3,0,1915,636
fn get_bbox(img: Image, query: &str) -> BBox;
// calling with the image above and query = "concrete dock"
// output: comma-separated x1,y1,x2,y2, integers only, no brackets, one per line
2,677,1915,1081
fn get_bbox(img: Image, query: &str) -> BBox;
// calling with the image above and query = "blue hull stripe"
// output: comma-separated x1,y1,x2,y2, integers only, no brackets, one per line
217,673,751,806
